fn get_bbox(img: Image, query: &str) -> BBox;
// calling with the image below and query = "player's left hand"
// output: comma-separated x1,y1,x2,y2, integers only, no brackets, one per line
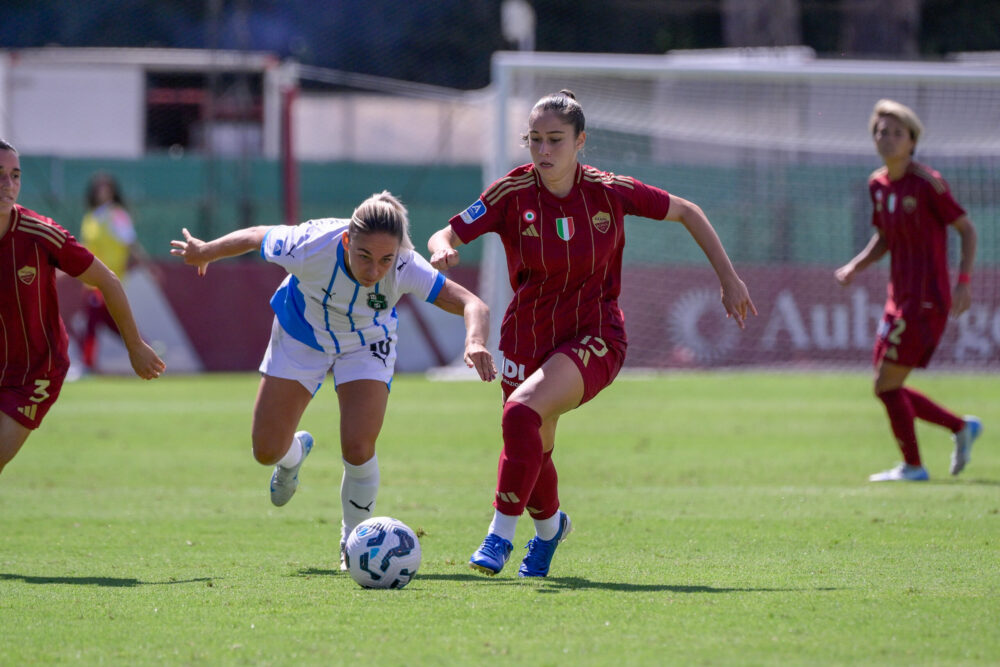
465,343,496,382
720,277,757,330
128,340,166,380
951,283,972,317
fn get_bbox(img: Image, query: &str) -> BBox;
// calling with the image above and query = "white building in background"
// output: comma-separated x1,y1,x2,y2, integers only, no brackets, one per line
0,47,487,164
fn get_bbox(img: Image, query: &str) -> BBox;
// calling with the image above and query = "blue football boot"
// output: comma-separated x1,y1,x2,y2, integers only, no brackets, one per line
518,511,572,577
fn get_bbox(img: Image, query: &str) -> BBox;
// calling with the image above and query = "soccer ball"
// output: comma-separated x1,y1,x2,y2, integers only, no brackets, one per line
343,516,421,589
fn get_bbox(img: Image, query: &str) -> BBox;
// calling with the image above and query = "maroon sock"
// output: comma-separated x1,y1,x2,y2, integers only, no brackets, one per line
525,450,559,520
877,388,921,467
493,401,543,516
902,387,965,433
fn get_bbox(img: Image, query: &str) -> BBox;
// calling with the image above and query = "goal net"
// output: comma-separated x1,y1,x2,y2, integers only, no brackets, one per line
484,49,1000,369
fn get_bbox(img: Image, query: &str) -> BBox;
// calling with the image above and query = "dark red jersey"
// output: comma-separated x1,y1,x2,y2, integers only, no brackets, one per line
1,205,95,385
450,163,671,359
869,161,965,316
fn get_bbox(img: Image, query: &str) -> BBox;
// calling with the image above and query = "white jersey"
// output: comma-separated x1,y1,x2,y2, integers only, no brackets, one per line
260,219,445,355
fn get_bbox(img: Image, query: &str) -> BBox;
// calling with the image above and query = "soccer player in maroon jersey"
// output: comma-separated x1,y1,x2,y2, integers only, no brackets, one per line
0,140,165,476
428,90,756,577
835,99,981,482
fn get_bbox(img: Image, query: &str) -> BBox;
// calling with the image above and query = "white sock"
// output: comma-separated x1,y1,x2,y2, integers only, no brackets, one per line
534,513,561,541
488,510,519,543
275,434,303,469
340,455,380,542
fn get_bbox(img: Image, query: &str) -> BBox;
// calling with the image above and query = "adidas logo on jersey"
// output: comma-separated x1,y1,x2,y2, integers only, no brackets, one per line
17,404,38,421
521,224,539,237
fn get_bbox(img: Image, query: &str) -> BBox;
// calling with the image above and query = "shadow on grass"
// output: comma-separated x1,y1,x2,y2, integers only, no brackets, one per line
538,577,842,593
0,573,213,588
295,568,343,577
292,569,844,594
947,478,1000,487
413,573,843,593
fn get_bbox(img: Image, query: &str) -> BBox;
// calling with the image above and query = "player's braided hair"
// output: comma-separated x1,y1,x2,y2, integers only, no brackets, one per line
349,190,414,250
526,89,586,137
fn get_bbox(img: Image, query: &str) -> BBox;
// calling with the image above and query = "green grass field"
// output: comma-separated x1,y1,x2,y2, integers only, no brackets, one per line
2,371,998,665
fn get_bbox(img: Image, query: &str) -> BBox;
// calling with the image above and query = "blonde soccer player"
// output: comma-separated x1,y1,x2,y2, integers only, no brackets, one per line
171,191,496,568
835,99,981,482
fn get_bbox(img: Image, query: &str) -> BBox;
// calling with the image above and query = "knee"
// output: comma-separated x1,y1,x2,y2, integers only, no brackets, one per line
874,380,899,397
341,439,375,467
502,401,542,431
251,427,286,466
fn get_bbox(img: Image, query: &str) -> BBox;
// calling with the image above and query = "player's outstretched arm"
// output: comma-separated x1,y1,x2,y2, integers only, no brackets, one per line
835,231,888,287
664,195,757,329
77,258,165,380
427,225,464,271
170,225,273,276
431,278,496,381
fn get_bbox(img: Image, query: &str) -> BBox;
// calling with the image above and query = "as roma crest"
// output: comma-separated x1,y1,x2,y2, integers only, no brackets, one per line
17,265,37,285
591,211,611,234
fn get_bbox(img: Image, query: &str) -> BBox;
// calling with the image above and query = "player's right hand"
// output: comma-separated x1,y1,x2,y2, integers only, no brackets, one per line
834,264,855,286
464,343,497,382
169,228,210,276
430,247,460,271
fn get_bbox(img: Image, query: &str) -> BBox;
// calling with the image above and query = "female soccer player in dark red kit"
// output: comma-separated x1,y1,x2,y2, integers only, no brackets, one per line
836,99,980,482
428,90,755,577
0,140,164,476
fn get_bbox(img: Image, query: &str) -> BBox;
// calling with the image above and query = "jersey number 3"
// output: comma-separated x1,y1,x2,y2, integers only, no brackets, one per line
30,379,51,404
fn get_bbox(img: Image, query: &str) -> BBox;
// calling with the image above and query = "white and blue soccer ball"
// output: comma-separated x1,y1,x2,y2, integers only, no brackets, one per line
344,516,421,589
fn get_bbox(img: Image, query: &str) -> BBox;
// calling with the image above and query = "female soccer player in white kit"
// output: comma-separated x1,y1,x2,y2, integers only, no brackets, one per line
172,191,496,566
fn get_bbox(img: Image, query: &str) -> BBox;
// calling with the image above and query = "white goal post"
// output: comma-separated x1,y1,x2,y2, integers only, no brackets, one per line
476,49,1000,369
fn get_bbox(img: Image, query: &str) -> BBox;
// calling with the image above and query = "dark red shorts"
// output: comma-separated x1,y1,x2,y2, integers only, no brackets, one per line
500,334,626,406
872,309,948,369
0,372,66,430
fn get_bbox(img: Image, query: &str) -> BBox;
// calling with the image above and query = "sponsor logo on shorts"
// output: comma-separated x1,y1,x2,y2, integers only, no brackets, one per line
502,358,526,383
17,265,37,285
460,199,487,224
17,404,38,421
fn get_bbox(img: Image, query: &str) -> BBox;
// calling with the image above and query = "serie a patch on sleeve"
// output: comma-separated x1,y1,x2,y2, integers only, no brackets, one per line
460,199,487,224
